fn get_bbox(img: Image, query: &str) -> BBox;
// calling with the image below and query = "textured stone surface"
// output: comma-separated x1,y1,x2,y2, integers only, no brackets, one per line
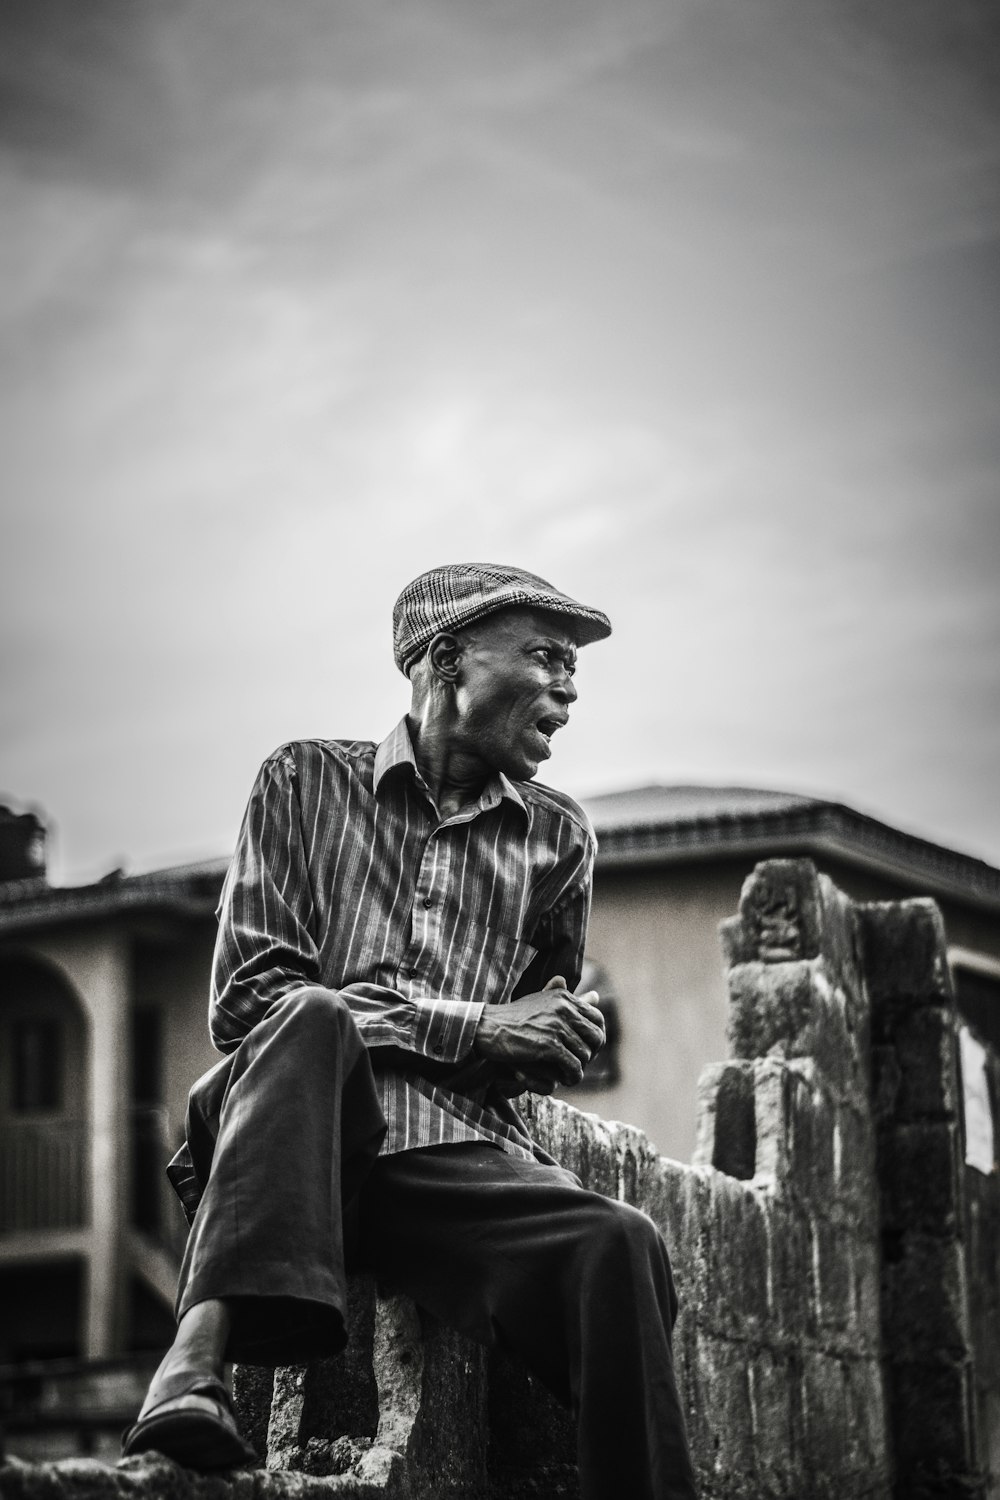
0,1453,382,1498
859,900,952,1008
888,1005,960,1122
864,893,987,1498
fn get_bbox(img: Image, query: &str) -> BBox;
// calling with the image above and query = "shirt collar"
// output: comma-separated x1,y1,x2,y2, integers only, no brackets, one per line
374,717,528,820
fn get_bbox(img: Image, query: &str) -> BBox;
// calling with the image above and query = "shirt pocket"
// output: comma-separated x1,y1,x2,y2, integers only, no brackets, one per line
454,924,538,1005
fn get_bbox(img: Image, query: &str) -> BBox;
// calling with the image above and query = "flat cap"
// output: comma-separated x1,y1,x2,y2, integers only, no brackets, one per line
393,562,612,676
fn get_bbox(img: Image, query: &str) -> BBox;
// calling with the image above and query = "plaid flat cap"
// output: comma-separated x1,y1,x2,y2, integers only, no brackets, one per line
393,562,612,676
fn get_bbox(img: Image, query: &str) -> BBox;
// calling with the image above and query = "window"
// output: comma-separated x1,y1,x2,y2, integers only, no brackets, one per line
12,1017,63,1112
951,953,1000,1056
569,957,621,1092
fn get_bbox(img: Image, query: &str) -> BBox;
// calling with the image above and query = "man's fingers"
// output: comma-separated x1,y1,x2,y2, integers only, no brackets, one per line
559,1000,605,1052
543,974,567,991
555,1028,592,1066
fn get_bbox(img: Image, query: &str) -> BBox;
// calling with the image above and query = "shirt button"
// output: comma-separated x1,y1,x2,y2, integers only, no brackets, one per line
433,1045,444,1056
422,897,433,909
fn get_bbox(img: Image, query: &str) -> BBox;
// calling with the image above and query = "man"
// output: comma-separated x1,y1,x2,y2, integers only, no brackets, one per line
122,563,697,1500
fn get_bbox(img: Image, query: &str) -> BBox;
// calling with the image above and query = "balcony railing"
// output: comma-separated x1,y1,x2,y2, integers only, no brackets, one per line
0,1119,88,1233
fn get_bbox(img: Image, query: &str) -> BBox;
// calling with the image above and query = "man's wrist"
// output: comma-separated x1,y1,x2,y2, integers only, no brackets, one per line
473,1007,498,1058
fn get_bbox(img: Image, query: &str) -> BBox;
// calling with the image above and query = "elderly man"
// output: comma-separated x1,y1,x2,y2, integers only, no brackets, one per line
122,563,697,1500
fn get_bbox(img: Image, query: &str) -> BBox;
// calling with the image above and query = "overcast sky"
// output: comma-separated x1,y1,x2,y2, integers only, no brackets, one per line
1,0,999,883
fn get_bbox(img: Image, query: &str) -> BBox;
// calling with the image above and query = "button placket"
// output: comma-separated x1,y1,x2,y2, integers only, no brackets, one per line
404,828,447,986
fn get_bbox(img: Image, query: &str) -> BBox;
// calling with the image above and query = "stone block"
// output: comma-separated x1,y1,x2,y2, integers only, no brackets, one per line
693,1173,770,1338
872,1044,902,1123
634,1157,703,1306
266,1277,380,1472
262,1280,488,1497
523,1095,619,1199
692,1061,756,1180
878,1122,963,1235
807,976,864,1096
852,1243,882,1341
0,1452,383,1497
889,1356,977,1477
801,1352,850,1480
787,1070,837,1206
890,1004,960,1122
859,900,952,1012
842,1357,891,1479
883,1234,970,1358
689,1331,755,1485
765,1201,814,1338
728,963,863,1099
747,1346,803,1494
810,1218,856,1334
834,1105,878,1225
728,960,819,1062
735,860,825,963
231,1364,275,1463
750,1056,791,1184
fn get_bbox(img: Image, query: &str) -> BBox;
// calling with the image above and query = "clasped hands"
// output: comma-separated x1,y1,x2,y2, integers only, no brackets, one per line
472,974,605,1097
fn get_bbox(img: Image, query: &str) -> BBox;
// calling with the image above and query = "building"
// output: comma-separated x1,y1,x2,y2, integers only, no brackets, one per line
1,787,998,1379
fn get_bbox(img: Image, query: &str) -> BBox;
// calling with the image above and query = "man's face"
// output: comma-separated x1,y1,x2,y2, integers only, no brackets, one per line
453,608,579,781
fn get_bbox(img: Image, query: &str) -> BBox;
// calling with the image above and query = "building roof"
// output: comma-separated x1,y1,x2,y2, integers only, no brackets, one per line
0,859,229,937
1,786,999,936
584,784,1000,912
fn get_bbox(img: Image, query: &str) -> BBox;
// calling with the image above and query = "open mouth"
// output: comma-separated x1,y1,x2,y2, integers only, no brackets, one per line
535,716,567,745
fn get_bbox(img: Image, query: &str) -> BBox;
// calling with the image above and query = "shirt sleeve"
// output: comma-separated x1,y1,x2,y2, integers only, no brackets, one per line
209,749,484,1062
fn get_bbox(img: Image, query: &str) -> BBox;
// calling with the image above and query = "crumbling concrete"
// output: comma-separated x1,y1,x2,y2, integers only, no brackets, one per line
3,860,997,1500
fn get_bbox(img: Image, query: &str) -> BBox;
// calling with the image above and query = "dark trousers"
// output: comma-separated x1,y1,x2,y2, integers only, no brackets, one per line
176,988,697,1500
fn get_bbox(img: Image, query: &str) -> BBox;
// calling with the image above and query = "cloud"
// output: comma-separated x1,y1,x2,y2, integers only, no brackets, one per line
2,0,999,876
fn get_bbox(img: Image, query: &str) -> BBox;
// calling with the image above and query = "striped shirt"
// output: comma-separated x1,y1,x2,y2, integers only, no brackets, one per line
206,716,595,1162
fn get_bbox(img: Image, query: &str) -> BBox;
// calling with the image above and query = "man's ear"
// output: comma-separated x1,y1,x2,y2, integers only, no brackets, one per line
426,631,463,685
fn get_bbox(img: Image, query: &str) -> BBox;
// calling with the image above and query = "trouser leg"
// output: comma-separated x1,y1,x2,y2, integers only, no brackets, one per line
176,987,386,1364
358,1144,697,1500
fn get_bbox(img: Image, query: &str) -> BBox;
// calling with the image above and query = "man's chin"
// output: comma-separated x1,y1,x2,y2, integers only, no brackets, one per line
496,752,541,783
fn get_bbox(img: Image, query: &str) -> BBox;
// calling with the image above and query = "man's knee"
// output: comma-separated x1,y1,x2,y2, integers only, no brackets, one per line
581,1198,678,1316
264,986,359,1045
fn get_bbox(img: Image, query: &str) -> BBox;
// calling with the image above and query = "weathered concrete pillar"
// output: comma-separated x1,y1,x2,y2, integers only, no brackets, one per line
44,930,131,1358
860,899,985,1500
691,859,889,1500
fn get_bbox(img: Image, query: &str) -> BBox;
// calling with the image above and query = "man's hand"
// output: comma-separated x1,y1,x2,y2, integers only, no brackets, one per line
474,975,605,1095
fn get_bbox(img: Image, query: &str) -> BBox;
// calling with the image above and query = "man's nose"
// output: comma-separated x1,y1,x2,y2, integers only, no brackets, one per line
554,672,578,703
